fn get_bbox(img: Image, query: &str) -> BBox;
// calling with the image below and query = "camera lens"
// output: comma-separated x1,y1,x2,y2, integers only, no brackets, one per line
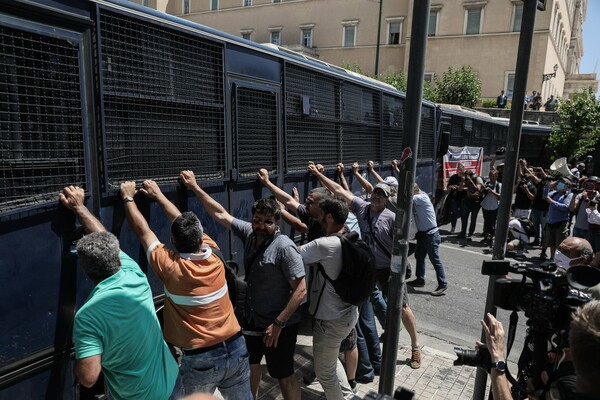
453,347,480,367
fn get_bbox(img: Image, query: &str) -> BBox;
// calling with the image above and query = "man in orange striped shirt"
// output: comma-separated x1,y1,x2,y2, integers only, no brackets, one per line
121,180,252,399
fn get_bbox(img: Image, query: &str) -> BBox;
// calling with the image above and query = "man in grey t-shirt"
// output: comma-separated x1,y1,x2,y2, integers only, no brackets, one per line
299,198,358,399
308,163,423,369
180,170,306,400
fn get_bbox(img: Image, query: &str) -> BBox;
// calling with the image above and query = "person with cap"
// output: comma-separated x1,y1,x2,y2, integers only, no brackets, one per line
545,176,574,259
407,183,448,296
307,162,423,370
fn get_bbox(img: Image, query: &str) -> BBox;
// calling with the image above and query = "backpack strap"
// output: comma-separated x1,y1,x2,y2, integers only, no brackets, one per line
366,208,391,259
311,233,344,319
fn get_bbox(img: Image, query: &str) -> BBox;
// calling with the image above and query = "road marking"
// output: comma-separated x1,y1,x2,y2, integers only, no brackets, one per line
439,243,493,257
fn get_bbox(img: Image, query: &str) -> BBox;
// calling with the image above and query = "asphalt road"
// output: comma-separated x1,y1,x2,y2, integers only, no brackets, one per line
402,217,536,365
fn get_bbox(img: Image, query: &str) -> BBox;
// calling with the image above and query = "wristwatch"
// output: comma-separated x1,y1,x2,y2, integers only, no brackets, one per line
491,360,507,373
123,196,135,203
274,318,286,329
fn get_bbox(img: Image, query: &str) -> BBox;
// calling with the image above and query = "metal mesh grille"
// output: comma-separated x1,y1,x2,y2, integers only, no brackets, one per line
235,87,277,176
0,25,85,212
382,94,404,162
341,83,380,163
341,83,380,125
341,123,379,164
285,64,340,170
448,115,466,147
99,10,225,186
419,105,435,159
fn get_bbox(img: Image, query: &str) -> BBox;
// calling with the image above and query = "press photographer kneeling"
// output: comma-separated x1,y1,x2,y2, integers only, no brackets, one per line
455,237,600,400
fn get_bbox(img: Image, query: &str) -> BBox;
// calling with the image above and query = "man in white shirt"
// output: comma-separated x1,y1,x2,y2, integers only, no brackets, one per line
298,198,359,400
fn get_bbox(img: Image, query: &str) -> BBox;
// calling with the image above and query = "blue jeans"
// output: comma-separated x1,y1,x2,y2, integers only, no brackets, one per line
369,284,387,327
530,208,548,243
180,335,252,399
355,300,381,379
415,231,447,288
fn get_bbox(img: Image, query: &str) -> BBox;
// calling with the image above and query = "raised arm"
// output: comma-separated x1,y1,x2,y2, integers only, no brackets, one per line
180,170,234,230
120,181,159,251
59,186,106,234
336,163,350,191
139,179,181,224
275,199,308,233
367,160,384,184
352,162,374,194
308,163,354,204
391,159,400,176
257,168,300,212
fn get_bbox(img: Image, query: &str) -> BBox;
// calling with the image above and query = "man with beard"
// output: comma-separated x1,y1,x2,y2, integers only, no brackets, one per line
307,163,423,369
298,198,359,399
257,168,330,242
179,171,306,400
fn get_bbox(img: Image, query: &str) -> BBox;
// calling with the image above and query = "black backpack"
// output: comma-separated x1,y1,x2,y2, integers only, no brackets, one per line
316,231,377,307
517,218,536,238
210,247,247,325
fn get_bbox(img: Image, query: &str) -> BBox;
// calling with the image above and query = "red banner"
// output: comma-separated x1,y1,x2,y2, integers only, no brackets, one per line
442,146,483,190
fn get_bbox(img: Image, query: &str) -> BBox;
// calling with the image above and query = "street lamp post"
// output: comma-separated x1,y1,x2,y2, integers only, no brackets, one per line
374,0,383,77
542,63,559,82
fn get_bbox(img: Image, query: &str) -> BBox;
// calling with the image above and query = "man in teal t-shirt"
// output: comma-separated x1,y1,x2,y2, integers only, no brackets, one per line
60,186,179,400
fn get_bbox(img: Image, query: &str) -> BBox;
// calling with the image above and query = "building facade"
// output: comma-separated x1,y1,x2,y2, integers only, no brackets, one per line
140,0,597,103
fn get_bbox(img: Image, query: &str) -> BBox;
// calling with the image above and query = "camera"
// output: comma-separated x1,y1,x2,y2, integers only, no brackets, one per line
519,178,529,186
464,170,474,178
453,344,492,372
454,260,600,398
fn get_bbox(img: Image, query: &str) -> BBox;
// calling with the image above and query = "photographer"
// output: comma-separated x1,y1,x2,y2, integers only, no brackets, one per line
546,177,574,259
458,169,484,240
530,167,551,256
513,159,537,218
569,177,600,242
447,163,467,234
481,301,600,400
480,170,502,246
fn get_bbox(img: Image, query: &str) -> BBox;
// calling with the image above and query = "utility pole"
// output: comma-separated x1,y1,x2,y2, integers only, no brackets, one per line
374,0,383,77
378,0,430,394
472,0,540,398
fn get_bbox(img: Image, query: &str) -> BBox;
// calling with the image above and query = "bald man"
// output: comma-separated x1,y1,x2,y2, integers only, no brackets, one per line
553,236,594,270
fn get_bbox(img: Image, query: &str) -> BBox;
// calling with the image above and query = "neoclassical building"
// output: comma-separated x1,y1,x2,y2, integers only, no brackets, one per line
139,0,597,102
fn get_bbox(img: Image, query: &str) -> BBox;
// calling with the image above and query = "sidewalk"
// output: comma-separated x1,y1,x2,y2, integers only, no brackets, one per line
256,319,489,400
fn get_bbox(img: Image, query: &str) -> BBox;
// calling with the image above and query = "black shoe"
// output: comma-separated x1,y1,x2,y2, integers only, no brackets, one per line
539,253,548,261
531,240,540,247
355,375,374,384
456,234,466,239
431,285,448,296
407,279,425,287
405,266,412,280
303,370,317,385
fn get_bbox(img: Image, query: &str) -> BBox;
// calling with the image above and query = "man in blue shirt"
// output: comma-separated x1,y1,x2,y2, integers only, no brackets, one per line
544,177,574,259
409,184,448,296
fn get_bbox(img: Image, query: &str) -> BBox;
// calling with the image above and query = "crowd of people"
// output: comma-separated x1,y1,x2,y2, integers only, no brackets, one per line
495,89,558,111
62,153,600,400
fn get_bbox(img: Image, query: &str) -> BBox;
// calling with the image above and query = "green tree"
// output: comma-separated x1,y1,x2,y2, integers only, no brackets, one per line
546,87,600,160
433,65,481,108
382,71,407,92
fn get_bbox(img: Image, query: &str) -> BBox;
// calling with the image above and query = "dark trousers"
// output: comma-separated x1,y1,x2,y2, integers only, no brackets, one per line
482,208,498,238
460,199,481,237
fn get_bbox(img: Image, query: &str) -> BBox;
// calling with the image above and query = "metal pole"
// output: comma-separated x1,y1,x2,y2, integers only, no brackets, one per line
472,0,538,398
378,0,429,394
374,0,383,77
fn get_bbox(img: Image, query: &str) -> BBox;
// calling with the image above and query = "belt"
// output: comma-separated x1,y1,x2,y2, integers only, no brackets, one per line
182,331,243,355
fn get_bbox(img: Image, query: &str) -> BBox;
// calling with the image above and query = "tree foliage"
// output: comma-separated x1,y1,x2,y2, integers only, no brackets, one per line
342,63,480,107
433,65,481,108
547,87,600,160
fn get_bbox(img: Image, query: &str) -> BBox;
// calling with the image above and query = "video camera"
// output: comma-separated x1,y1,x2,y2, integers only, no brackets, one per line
454,260,600,398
